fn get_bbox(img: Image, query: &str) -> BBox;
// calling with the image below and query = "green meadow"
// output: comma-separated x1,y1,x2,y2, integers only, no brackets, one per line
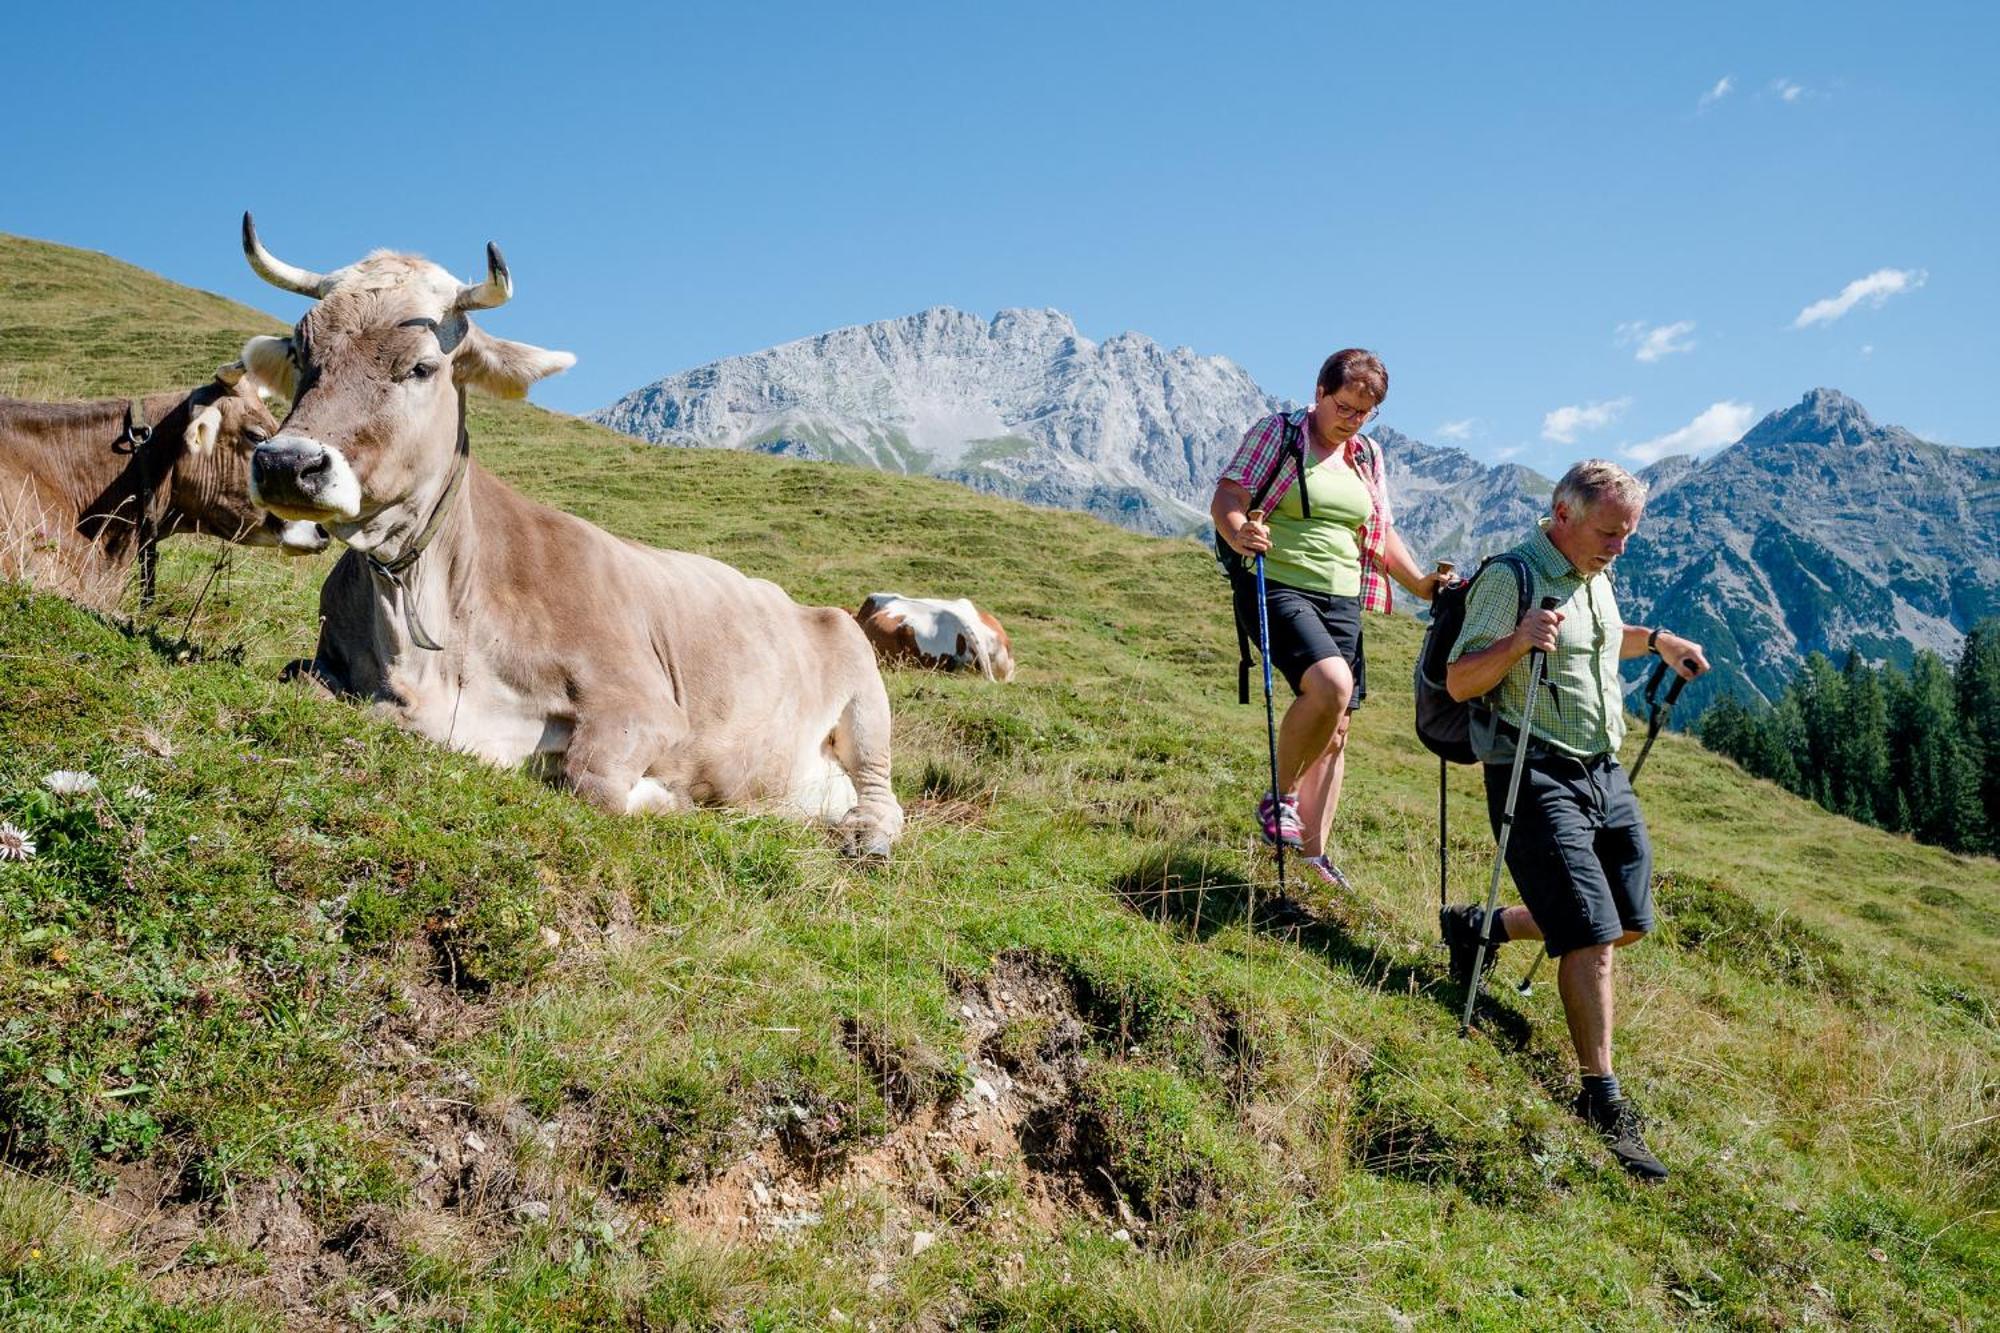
1,232,1995,1330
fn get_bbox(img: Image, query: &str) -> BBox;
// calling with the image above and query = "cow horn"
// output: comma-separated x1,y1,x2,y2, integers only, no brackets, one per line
453,242,513,312
241,212,334,297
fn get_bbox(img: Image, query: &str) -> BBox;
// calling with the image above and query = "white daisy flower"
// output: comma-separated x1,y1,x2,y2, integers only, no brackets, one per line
0,822,34,862
43,770,99,797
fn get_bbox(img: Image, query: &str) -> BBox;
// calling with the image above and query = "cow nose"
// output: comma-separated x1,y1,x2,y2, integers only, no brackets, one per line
251,435,332,503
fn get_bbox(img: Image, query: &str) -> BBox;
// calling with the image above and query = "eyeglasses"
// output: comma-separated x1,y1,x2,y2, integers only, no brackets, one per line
1324,397,1379,423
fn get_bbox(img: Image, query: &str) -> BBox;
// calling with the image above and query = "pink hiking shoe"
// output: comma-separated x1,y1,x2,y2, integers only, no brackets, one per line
1257,793,1304,849
1301,855,1354,893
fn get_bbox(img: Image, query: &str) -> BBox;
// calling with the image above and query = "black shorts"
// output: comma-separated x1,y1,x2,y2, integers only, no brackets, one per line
1485,751,1652,958
1234,579,1366,708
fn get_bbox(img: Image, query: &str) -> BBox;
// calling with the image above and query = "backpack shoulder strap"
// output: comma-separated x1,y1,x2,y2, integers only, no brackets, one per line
1247,410,1310,519
1488,551,1533,623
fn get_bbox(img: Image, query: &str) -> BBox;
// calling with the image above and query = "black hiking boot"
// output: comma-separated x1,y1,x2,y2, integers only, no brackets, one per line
1439,904,1493,992
1573,1088,1669,1182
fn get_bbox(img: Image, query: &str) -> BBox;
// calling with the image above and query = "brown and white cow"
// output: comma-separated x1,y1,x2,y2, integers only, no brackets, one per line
236,215,902,856
854,593,1015,682
1,365,326,610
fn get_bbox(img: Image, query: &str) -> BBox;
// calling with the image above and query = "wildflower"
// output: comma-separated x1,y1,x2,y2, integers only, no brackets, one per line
43,770,99,797
0,822,34,862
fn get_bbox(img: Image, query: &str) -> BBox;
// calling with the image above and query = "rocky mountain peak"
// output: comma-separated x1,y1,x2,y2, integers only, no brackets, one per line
1741,388,1881,448
590,306,1286,533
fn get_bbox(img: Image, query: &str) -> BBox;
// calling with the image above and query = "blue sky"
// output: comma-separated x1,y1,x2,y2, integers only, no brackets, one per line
5,1,1993,475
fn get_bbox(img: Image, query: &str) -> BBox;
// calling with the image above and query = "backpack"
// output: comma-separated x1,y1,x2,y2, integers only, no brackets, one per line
1214,411,1310,705
1412,552,1533,764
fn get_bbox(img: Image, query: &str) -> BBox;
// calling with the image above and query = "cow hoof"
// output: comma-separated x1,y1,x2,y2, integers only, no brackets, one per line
279,659,337,699
839,827,895,863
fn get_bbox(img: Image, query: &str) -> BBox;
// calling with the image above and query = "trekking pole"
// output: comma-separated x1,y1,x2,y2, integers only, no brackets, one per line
1460,597,1559,1038
1435,562,1456,916
1249,510,1286,896
1516,655,1697,996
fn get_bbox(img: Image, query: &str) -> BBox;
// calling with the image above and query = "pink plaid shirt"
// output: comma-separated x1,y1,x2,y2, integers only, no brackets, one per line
1221,409,1397,613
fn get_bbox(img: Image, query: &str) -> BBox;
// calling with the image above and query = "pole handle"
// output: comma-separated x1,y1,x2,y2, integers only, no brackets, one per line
1664,659,1698,704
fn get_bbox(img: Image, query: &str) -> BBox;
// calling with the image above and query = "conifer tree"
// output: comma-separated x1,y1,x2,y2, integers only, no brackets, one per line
1839,650,1892,827
1893,652,1985,852
1956,619,2000,853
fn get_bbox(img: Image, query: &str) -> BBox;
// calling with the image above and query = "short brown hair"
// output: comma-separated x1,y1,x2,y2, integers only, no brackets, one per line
1317,348,1388,403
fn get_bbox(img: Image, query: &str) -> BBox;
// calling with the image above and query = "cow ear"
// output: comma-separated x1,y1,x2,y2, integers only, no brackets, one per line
183,403,224,456
241,335,296,398
453,324,576,400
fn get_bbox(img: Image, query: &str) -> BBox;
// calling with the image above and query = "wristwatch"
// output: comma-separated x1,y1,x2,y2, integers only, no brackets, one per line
1647,627,1666,655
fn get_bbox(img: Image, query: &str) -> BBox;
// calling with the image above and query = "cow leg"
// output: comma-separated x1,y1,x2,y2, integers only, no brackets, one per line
563,714,685,815
831,674,903,859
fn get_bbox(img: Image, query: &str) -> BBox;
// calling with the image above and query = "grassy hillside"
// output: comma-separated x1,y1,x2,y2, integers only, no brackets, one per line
1,233,1996,1330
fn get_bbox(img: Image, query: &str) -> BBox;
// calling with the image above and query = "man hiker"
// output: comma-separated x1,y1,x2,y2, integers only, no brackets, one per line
1439,459,1708,1180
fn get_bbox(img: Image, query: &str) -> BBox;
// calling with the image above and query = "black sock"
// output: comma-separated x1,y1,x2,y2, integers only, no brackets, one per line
1486,910,1510,944
1582,1073,1622,1105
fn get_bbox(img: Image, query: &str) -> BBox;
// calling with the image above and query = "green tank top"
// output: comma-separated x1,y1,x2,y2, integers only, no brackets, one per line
1263,447,1372,596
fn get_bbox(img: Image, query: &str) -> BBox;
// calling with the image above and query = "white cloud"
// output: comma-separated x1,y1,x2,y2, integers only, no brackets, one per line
1542,397,1632,444
1493,444,1524,461
1772,78,1807,102
1860,344,1875,358
1698,76,1734,110
1623,401,1758,465
1792,268,1928,328
1617,319,1697,363
1436,418,1478,441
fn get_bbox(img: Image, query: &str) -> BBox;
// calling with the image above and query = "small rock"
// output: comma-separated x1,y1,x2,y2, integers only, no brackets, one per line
971,1078,998,1104
372,1287,401,1312
960,1004,975,1019
463,1132,487,1154
868,1272,890,1291
998,990,1013,1004
827,1309,850,1326
1389,1313,1414,1333
911,1230,935,1257
1868,1247,1888,1263
539,926,562,949
512,1201,551,1224
1112,1229,1132,1244
751,1180,771,1206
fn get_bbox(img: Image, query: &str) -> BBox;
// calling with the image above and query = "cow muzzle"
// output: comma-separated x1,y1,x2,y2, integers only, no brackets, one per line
250,435,362,521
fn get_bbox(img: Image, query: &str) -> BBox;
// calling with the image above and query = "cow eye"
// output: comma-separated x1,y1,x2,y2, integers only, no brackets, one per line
243,427,269,446
406,360,438,382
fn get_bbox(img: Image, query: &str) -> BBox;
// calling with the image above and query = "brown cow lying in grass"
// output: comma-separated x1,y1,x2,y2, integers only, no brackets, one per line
236,215,903,858
855,593,1015,681
0,363,326,609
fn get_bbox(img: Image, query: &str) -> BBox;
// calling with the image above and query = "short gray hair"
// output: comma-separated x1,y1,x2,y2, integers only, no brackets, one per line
1552,459,1646,516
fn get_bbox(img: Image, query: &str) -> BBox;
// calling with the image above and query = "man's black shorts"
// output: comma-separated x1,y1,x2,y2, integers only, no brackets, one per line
1484,751,1652,958
1234,579,1367,707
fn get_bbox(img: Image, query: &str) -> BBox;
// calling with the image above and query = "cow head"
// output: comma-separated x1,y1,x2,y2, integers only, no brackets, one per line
236,213,574,555
165,361,328,553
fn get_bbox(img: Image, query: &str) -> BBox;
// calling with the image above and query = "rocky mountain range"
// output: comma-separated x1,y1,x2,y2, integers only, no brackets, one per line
591,306,1279,535
1615,388,2000,713
592,311,1998,716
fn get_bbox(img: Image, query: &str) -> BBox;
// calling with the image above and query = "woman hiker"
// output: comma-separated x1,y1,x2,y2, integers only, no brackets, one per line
1210,348,1449,891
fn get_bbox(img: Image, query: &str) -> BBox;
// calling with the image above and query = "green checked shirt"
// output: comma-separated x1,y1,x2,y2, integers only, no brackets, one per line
1448,521,1628,763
